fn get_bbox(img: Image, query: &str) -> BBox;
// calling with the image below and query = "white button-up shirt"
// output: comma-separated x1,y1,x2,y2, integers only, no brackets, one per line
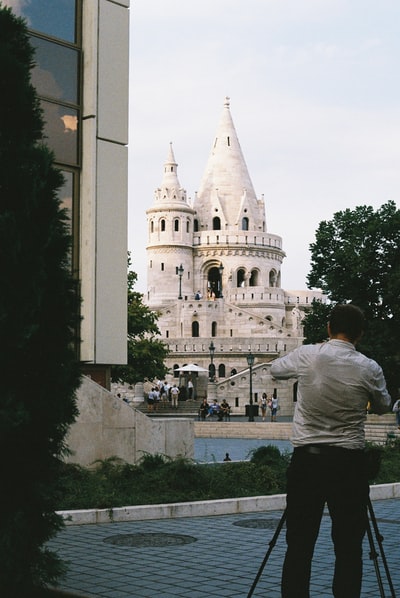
271,339,391,450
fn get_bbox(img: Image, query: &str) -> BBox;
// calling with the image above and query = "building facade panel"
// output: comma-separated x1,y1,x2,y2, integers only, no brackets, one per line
5,0,129,386
98,0,129,144
95,140,128,364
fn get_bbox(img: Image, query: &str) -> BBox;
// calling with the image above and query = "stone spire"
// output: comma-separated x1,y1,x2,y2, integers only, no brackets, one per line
154,142,187,204
193,97,265,232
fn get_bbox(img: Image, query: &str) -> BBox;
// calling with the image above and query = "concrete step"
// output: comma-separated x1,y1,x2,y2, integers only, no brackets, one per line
194,421,400,445
135,400,202,416
194,422,293,440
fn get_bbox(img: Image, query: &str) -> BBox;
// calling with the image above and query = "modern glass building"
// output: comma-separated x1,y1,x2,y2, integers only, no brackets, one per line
5,0,129,388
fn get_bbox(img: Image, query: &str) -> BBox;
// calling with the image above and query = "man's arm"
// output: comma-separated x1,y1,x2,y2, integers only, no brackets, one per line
368,363,391,415
270,349,300,380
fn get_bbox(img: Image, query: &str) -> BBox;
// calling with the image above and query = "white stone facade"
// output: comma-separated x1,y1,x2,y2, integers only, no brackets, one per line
145,99,325,415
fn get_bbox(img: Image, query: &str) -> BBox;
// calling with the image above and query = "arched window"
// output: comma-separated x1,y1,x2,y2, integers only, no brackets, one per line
160,219,166,232
192,321,199,337
249,269,259,286
218,364,226,378
213,216,221,230
237,269,246,287
150,220,154,233
211,321,217,337
242,217,249,230
209,363,216,381
173,364,180,379
230,368,237,376
269,269,277,287
174,218,179,232
186,220,190,233
194,219,199,232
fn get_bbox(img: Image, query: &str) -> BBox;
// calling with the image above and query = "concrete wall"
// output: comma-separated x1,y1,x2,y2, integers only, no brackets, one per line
80,0,128,367
65,377,194,466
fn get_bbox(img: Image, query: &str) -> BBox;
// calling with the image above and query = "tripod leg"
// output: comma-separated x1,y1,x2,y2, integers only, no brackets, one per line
367,498,397,598
247,509,287,598
365,514,386,598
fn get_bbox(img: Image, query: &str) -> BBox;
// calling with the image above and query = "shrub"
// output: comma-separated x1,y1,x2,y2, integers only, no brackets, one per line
0,7,81,595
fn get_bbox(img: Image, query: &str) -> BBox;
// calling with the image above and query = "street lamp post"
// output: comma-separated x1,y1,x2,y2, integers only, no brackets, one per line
218,262,224,298
207,340,216,402
246,351,255,422
177,264,184,299
209,341,215,382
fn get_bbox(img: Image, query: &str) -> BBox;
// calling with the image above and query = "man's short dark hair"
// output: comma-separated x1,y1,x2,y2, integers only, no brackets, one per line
329,304,365,343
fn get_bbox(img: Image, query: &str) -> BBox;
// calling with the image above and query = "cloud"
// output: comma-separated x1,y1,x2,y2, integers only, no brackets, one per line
3,0,31,19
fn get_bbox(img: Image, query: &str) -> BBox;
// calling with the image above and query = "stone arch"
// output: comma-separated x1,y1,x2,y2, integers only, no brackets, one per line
192,321,199,337
207,265,223,298
269,269,277,287
249,268,260,286
237,268,246,287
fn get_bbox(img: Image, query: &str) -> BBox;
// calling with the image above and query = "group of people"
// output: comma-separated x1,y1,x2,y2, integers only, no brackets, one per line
260,392,279,421
198,398,231,421
146,381,181,411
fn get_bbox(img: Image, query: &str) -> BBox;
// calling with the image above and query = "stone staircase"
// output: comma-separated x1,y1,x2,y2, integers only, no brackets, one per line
365,414,400,445
135,399,202,417
194,421,293,440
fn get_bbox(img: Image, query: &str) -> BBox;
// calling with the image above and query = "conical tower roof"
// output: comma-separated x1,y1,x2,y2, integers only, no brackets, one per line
193,97,263,231
153,142,188,205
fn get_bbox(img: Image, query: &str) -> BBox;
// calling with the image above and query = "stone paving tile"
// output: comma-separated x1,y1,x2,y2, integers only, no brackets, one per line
48,498,400,597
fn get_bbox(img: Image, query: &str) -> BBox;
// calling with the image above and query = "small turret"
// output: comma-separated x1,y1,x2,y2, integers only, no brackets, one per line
146,144,195,305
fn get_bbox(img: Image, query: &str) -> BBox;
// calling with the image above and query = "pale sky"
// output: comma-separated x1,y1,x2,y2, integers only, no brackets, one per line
128,0,400,294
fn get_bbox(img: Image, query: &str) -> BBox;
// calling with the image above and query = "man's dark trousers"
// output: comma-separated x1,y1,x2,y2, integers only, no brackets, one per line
281,446,369,598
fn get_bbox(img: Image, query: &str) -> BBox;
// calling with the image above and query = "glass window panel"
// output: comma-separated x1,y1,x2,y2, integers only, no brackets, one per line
58,170,73,232
41,101,79,166
4,0,76,43
30,36,79,104
58,170,76,269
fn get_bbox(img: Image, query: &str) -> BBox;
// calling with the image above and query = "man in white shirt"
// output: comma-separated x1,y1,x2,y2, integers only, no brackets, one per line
271,303,391,598
170,384,180,409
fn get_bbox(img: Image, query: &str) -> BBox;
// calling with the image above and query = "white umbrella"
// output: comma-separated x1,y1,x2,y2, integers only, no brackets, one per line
174,364,208,372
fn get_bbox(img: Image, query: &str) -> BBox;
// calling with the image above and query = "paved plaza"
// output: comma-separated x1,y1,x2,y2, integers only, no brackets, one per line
49,497,399,598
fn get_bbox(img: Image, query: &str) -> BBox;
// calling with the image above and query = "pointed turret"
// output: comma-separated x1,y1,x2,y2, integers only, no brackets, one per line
146,144,195,306
193,97,265,232
154,142,187,204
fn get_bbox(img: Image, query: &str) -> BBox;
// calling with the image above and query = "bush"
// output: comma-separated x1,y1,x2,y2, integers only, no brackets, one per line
0,7,81,595
55,440,400,512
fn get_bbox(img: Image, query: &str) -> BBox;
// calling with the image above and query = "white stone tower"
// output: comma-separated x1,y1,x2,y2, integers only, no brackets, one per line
144,99,324,413
146,143,195,303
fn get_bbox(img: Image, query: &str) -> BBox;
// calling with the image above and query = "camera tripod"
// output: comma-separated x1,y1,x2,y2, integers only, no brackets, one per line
247,496,396,598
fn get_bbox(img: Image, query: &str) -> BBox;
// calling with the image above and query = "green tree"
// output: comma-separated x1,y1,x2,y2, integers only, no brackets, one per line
0,6,81,595
306,201,400,394
111,254,169,384
302,299,332,345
